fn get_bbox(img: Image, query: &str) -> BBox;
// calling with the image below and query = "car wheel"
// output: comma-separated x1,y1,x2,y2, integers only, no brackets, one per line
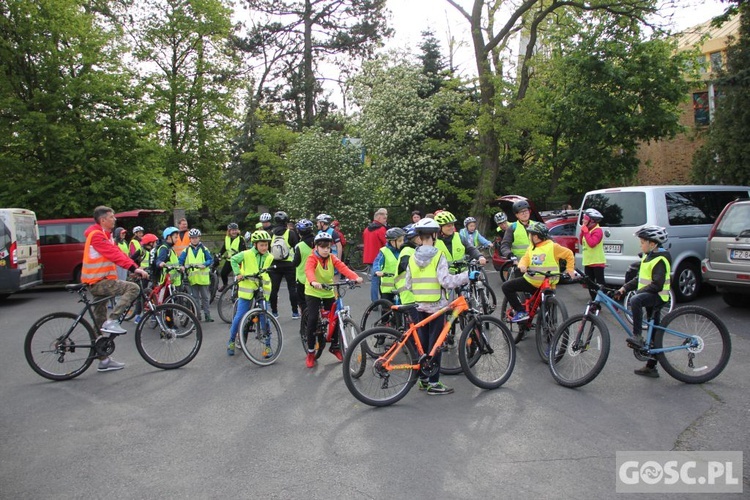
673,260,701,302
722,293,748,308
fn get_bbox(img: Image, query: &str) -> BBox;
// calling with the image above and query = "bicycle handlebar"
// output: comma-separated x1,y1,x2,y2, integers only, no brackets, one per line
321,280,360,291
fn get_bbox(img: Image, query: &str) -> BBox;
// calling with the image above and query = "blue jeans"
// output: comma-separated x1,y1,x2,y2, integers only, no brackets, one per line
370,275,380,302
229,297,253,342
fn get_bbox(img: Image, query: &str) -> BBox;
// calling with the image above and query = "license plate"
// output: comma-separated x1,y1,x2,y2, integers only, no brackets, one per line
604,244,622,254
730,249,750,260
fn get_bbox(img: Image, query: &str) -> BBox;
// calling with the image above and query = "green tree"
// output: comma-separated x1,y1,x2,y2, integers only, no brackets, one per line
692,2,750,184
0,0,166,218
278,128,376,235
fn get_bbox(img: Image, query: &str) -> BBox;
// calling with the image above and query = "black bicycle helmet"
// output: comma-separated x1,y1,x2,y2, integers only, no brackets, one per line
227,222,239,230
385,227,406,240
512,200,530,214
273,211,289,224
526,221,549,240
635,225,668,245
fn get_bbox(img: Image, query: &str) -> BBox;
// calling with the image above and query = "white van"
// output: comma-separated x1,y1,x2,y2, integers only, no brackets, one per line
576,185,750,302
0,208,43,298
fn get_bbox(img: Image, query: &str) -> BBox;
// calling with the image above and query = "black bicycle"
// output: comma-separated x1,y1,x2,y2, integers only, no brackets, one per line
24,280,202,381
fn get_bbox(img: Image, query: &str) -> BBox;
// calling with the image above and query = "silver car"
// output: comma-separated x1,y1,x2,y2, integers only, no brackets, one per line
701,199,750,307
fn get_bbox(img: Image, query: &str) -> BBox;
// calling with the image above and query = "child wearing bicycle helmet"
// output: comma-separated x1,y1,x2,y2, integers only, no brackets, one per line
500,200,540,263
372,227,406,303
178,228,214,323
404,218,478,395
580,208,606,300
433,211,487,273
616,225,672,378
155,226,183,288
225,230,275,356
291,219,315,315
303,231,363,368
217,223,247,292
394,225,420,306
500,221,575,323
459,216,492,250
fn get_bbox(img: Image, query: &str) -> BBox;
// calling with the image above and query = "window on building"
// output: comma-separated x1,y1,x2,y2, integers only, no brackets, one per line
693,92,710,126
709,51,723,72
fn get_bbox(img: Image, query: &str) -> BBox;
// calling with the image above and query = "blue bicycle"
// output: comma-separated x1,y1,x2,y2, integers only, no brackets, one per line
548,270,731,388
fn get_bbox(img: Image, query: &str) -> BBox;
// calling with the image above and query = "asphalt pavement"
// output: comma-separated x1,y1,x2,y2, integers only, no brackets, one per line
1,274,747,499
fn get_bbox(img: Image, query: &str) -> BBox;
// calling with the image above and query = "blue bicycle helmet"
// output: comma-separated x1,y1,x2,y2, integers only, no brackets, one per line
163,226,179,239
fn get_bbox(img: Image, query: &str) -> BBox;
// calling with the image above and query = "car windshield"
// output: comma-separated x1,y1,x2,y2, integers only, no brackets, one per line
715,203,750,237
582,192,646,227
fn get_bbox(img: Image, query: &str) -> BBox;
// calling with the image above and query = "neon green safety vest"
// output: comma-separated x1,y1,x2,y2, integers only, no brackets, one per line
131,239,148,269
510,222,531,259
237,249,272,300
581,225,606,266
394,246,415,305
184,246,210,286
523,240,560,288
157,244,181,286
435,233,465,273
408,252,442,303
117,241,129,255
304,255,335,299
224,235,241,257
295,241,313,284
378,246,399,294
638,254,671,302
459,228,479,247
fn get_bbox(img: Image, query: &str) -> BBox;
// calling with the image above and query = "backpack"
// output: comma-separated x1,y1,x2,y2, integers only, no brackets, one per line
270,233,291,260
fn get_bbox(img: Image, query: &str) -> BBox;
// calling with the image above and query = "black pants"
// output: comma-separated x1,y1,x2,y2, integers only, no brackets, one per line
585,266,606,300
501,277,538,312
305,295,334,350
269,264,299,314
220,261,233,287
296,281,307,314
416,310,444,383
629,292,664,337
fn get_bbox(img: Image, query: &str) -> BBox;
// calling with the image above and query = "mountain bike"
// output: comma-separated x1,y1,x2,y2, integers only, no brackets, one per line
343,242,368,273
499,267,570,363
235,274,283,365
300,280,361,359
209,253,222,303
548,270,731,388
342,288,516,407
24,279,202,381
122,265,198,323
216,280,239,324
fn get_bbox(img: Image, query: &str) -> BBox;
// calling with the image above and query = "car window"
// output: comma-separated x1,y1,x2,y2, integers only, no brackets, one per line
0,220,10,252
715,203,750,237
15,215,38,245
549,223,576,237
40,224,68,245
582,192,646,227
71,223,88,243
667,191,747,226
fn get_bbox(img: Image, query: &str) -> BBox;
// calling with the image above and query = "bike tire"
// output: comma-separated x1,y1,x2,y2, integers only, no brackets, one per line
500,297,528,344
359,298,396,331
299,308,326,358
24,312,97,381
440,315,467,375
135,303,202,369
535,295,568,363
239,309,283,366
216,286,235,324
500,261,514,282
340,317,360,353
459,315,516,390
623,289,675,326
165,292,199,334
654,305,731,384
209,272,219,304
548,314,610,388
122,295,142,322
483,284,498,314
342,327,417,407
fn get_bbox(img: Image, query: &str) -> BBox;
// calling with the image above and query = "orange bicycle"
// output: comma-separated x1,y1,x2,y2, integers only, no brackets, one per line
342,290,516,407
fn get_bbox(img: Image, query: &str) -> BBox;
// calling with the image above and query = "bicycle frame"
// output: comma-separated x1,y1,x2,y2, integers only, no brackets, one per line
377,295,470,372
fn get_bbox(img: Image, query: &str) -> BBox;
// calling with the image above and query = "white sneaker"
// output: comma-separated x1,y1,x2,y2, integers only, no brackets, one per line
98,357,125,372
101,319,127,335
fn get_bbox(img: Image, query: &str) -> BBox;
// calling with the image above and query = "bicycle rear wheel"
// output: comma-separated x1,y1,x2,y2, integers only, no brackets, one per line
165,292,199,335
239,309,283,366
535,295,568,363
135,303,202,369
459,316,516,390
342,327,417,407
216,286,235,323
500,261,514,282
548,314,610,388
440,315,467,375
654,306,731,384
359,299,396,331
24,312,97,381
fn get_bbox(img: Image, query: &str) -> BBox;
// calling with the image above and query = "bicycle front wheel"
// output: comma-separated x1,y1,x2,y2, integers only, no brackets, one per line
342,327,417,407
500,297,527,344
339,317,360,352
548,314,610,388
459,316,516,390
135,303,202,369
299,309,325,358
24,312,97,381
123,295,142,321
654,306,731,384
216,286,236,324
359,299,396,331
535,295,568,363
500,261,514,282
239,309,283,366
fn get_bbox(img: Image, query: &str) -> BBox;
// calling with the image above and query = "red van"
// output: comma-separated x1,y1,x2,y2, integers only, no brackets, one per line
38,209,166,283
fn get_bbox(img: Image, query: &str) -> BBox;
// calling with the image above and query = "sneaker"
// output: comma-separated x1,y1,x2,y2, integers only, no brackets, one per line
627,335,645,349
417,379,429,391
263,346,273,359
306,351,316,368
634,366,659,378
227,341,235,356
97,357,125,372
272,311,279,319
134,314,141,325
101,319,127,335
204,314,214,323
329,346,343,362
426,381,454,395
510,310,529,323
292,312,300,320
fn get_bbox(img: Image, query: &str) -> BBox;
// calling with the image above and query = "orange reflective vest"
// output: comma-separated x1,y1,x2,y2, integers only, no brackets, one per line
81,230,117,284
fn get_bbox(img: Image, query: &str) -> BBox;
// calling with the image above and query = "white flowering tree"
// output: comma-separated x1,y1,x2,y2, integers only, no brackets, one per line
278,128,377,236
350,56,465,210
